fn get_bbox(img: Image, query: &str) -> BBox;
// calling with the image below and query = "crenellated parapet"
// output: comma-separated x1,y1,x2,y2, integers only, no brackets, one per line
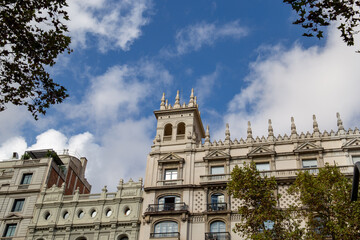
196,113,360,150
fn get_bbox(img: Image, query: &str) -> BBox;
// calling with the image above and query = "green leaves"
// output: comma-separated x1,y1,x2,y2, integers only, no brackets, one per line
283,0,360,48
289,164,360,239
228,162,303,240
0,0,71,119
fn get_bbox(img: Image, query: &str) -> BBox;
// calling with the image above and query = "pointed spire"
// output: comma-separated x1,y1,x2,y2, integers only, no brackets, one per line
188,88,195,107
174,90,180,108
291,117,298,139
194,96,197,107
247,121,253,142
160,92,165,110
205,125,210,144
337,112,344,130
268,119,274,136
313,114,320,135
165,99,168,109
225,123,230,141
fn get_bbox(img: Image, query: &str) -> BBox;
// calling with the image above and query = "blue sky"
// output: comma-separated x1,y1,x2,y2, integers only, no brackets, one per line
1,0,360,192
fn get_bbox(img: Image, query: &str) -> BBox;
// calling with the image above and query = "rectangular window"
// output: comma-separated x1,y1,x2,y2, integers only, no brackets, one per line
3,224,16,237
256,162,270,171
164,169,177,180
352,156,360,164
20,173,32,185
302,159,317,168
211,166,225,175
11,199,25,212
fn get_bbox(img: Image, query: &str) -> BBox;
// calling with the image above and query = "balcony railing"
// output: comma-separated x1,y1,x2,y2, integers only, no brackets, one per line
146,203,188,213
157,179,183,186
163,136,172,141
205,232,231,240
200,174,230,183
206,203,227,211
176,134,185,140
200,166,354,183
150,232,180,238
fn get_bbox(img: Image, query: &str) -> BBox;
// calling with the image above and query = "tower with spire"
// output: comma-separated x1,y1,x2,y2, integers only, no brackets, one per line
153,89,205,146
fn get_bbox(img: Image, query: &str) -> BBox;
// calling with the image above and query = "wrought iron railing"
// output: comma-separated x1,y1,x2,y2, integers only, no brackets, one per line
205,232,231,240
150,232,180,238
146,203,188,212
206,203,227,211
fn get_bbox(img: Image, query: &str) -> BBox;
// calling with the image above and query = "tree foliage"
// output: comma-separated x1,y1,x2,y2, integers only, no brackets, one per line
283,0,360,47
0,0,71,119
227,162,303,240
289,164,360,240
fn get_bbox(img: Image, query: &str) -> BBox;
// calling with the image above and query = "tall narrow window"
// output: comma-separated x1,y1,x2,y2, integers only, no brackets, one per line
176,122,185,140
164,124,173,141
12,199,25,212
164,169,178,180
209,194,226,211
3,224,16,237
20,173,32,185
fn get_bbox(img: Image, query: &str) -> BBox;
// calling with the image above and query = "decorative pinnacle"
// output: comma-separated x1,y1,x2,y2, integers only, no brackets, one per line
160,92,165,110
174,90,180,108
268,119,274,136
336,112,344,130
194,96,197,106
291,117,297,135
189,88,194,107
313,114,319,132
247,121,252,138
225,123,230,140
165,99,168,108
205,125,210,143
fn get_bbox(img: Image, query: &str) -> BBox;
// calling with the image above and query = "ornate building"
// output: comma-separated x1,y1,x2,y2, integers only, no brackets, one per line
139,89,356,240
0,149,91,239
27,179,143,240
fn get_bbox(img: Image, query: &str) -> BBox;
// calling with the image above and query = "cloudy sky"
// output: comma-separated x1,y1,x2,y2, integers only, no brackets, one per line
1,0,360,192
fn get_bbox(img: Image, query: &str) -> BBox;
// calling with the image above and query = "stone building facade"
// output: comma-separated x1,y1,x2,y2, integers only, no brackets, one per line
139,89,357,240
27,179,143,240
0,149,91,239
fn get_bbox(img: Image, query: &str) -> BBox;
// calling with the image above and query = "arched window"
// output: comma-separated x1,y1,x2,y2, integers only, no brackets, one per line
118,236,128,240
176,122,185,139
158,195,181,211
209,193,226,211
210,221,226,233
75,237,87,240
164,124,173,141
153,221,178,238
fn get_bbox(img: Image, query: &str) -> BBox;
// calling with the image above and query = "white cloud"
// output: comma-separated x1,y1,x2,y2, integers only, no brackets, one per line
173,20,247,56
0,137,27,160
66,0,152,51
215,27,360,140
61,60,172,124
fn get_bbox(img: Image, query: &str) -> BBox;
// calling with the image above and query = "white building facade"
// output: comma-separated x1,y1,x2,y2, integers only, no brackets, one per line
139,89,357,240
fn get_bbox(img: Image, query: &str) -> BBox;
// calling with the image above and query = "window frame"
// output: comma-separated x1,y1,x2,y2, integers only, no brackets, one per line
164,168,178,180
210,165,225,175
3,223,17,237
11,199,25,212
255,162,270,171
20,173,33,185
302,159,318,168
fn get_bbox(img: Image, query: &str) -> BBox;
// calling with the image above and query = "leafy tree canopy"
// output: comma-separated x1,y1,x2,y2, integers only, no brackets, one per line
289,164,360,240
0,0,71,120
284,0,360,47
227,162,303,240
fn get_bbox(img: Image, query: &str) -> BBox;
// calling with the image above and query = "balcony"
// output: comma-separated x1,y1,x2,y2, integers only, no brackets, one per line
200,166,354,184
146,203,188,213
157,179,183,186
205,232,231,240
206,203,227,212
150,232,180,239
200,174,230,184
